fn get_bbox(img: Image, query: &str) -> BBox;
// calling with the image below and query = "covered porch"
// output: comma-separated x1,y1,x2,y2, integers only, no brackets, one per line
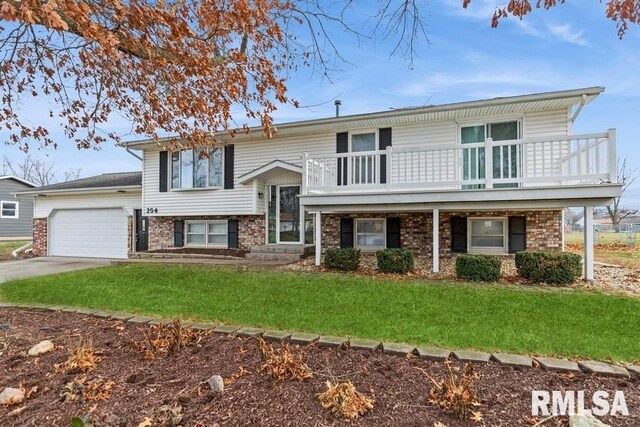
303,191,619,280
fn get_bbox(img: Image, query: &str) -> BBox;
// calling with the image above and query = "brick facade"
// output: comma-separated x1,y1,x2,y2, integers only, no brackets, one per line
32,218,47,257
321,210,563,256
148,215,265,251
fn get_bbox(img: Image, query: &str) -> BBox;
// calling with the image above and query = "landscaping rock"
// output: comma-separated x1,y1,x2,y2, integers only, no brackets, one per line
318,335,348,348
75,308,98,315
382,342,415,356
627,365,640,375
416,346,451,360
190,322,218,331
207,375,224,393
534,357,581,372
491,353,533,367
289,333,319,345
109,313,134,321
0,387,25,405
453,349,491,363
235,327,264,337
578,360,629,378
212,324,240,334
262,330,292,342
28,340,54,356
569,414,610,427
349,338,381,351
0,323,12,330
127,316,156,324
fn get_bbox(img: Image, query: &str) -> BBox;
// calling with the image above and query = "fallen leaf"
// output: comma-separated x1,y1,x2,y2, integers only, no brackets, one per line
137,417,152,427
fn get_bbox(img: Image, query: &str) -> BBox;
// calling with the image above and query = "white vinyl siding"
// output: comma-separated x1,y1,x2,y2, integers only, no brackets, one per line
34,192,141,218
141,108,570,215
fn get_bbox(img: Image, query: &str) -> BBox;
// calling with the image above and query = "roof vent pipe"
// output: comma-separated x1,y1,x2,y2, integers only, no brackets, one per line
335,100,342,117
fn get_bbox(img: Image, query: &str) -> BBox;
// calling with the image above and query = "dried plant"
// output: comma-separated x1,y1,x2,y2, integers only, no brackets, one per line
257,338,313,381
129,320,200,358
416,361,480,420
317,380,374,419
55,343,101,374
60,377,114,403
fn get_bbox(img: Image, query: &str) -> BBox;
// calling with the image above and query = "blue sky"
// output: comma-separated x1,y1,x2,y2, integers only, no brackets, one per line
1,0,639,207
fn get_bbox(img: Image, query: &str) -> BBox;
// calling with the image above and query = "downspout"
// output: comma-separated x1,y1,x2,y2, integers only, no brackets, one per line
125,147,143,161
571,94,588,124
12,241,33,258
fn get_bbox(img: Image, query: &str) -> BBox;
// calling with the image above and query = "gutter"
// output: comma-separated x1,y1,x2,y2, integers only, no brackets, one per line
125,147,143,161
14,185,142,196
124,86,605,148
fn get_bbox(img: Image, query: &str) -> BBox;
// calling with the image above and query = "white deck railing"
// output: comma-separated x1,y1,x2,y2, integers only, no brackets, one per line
302,130,617,194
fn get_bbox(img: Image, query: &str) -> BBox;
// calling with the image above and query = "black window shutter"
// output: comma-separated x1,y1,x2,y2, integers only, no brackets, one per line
228,219,239,248
224,144,235,189
379,128,392,184
508,216,527,253
386,217,401,248
451,216,467,253
340,218,354,248
336,132,349,186
159,151,168,193
174,220,184,247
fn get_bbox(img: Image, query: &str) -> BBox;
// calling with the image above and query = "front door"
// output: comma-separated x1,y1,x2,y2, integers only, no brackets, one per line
135,209,149,252
278,185,301,243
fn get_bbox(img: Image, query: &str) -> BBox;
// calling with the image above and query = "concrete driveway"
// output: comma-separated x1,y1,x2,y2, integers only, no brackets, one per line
0,257,111,283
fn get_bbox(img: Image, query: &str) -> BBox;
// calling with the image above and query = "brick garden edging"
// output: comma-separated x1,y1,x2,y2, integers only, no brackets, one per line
1,302,636,379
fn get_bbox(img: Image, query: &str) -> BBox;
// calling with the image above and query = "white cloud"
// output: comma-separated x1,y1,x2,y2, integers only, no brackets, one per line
547,23,589,46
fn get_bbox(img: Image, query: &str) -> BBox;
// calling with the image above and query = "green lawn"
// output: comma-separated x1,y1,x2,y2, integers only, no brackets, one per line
565,231,638,246
0,240,29,261
2,264,639,362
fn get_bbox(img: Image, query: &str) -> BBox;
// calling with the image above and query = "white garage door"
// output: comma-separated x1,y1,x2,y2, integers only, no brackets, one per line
49,208,129,259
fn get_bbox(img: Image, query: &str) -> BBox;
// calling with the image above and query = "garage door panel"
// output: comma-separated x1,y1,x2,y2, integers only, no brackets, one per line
49,208,128,259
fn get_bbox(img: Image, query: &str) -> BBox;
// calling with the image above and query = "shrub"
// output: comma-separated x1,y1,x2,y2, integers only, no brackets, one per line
324,248,361,271
515,251,582,285
375,248,415,274
455,255,501,282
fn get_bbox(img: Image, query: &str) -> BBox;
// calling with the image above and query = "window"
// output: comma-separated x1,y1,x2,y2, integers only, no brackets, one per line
351,132,377,184
171,148,223,189
186,220,228,247
355,219,385,251
0,201,18,219
460,120,521,189
468,218,506,252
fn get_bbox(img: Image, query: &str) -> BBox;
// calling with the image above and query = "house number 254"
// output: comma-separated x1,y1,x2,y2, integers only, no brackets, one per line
145,208,158,214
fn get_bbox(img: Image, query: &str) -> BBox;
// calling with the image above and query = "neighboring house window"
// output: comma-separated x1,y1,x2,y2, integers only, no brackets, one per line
468,218,507,252
0,201,18,219
460,120,521,189
354,218,385,251
350,132,377,184
171,148,223,189
185,220,228,247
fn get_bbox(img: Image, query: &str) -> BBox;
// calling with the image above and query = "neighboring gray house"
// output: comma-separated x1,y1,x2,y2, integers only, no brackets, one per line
0,176,36,239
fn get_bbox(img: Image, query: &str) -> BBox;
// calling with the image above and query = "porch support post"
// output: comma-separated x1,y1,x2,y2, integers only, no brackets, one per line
315,211,322,266
583,206,594,280
433,208,440,273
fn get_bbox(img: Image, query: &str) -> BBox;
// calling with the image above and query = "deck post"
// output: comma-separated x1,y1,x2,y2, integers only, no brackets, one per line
583,206,594,280
315,211,322,266
607,128,617,183
433,208,440,273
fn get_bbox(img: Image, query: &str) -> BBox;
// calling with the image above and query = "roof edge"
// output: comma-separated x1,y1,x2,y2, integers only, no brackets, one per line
15,185,142,196
0,175,37,187
125,86,605,148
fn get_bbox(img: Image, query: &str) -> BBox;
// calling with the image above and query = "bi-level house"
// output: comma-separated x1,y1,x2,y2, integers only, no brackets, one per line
21,87,621,280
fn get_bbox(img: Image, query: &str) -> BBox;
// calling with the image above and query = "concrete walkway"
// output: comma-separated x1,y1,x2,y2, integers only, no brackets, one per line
0,257,111,283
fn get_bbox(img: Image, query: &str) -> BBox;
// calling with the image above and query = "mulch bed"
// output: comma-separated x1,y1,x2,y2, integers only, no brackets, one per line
1,307,638,426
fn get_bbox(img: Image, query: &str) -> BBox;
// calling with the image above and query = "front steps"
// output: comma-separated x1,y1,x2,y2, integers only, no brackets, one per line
245,245,313,262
